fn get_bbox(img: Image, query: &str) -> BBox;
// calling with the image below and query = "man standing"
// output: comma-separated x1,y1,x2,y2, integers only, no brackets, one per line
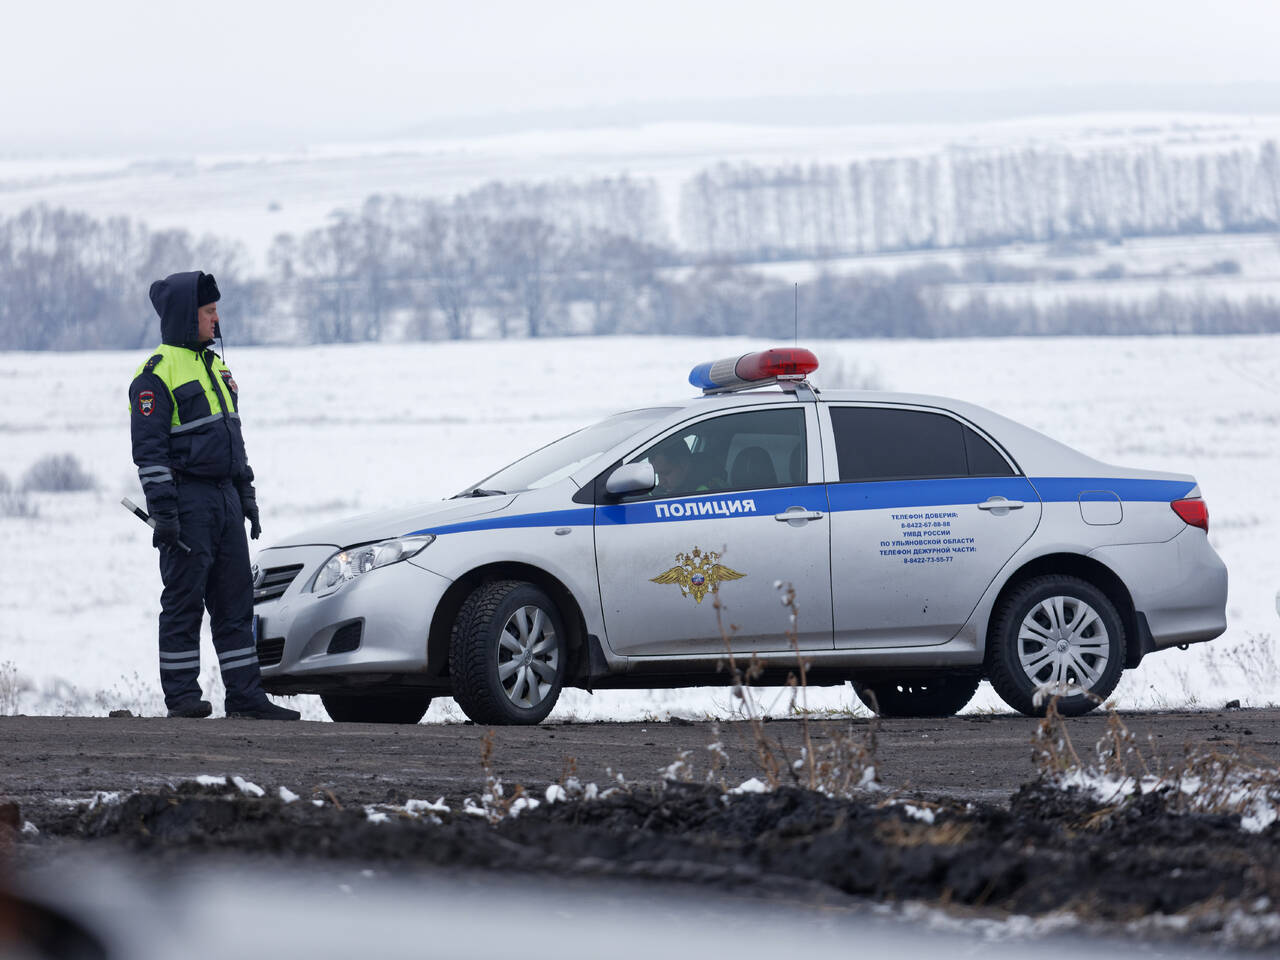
129,271,299,720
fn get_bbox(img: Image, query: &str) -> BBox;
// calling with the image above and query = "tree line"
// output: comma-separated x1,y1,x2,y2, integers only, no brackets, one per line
3,148,1280,351
681,142,1280,257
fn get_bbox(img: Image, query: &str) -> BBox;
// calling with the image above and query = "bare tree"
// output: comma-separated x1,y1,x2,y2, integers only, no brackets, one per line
486,217,563,337
405,200,487,340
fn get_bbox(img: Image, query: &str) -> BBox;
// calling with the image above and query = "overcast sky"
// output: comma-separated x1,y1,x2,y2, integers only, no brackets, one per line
6,0,1280,154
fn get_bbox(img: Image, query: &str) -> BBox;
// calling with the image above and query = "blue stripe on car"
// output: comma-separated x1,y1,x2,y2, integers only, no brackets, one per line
1030,477,1195,502
598,486,828,525
826,477,1037,512
409,508,594,536
411,476,1195,535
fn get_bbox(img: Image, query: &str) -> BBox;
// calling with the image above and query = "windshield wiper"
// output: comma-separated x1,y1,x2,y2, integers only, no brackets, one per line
453,488,506,498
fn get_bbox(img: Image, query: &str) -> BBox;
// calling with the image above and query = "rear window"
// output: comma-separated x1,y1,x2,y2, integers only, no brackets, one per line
830,407,1014,482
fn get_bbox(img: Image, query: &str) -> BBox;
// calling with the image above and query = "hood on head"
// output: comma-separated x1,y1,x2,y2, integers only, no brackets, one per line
149,271,211,348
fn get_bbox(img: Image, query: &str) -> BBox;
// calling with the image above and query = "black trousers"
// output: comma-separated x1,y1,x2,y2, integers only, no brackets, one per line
156,478,266,711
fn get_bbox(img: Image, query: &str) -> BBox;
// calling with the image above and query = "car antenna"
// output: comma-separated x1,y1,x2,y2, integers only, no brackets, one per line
793,282,798,346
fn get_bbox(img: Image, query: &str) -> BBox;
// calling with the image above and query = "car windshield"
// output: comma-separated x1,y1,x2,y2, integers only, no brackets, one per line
458,407,678,495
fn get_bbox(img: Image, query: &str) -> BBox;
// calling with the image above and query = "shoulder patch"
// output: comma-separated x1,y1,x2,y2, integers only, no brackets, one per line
219,368,238,394
143,353,164,374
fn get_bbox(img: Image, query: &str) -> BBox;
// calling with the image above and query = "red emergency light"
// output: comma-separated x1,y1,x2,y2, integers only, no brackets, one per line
689,348,819,393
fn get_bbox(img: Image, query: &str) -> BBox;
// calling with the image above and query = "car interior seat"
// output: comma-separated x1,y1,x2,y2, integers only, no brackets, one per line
788,443,805,484
729,446,778,490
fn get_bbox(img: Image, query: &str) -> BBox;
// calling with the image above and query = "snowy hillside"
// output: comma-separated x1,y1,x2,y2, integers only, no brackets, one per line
0,335,1275,720
5,113,1280,264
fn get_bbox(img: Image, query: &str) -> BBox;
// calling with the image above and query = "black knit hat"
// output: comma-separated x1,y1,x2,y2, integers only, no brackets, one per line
197,272,221,307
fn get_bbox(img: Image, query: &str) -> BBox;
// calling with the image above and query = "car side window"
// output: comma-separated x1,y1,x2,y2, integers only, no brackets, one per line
830,407,1014,482
634,408,807,498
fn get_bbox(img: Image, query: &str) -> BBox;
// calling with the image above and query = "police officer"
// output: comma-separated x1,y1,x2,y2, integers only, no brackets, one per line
129,271,300,720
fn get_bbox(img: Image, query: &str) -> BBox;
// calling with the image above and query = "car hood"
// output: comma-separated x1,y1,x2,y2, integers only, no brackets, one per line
268,495,518,548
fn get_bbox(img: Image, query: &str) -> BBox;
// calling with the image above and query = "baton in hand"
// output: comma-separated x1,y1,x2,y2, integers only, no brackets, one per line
121,496,192,553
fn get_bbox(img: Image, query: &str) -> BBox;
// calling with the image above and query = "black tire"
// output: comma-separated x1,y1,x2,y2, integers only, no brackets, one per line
853,675,980,718
320,691,432,724
986,574,1125,717
449,580,567,725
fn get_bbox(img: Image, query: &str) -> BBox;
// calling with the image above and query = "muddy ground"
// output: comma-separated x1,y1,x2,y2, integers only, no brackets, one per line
5,710,1280,949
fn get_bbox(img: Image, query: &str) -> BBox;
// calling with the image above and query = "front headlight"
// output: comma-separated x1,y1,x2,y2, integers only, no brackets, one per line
310,534,436,597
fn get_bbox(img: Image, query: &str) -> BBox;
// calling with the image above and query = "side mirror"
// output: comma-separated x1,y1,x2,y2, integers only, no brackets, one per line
605,462,656,496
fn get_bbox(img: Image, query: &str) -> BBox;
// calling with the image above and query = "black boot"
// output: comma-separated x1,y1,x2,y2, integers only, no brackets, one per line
167,699,213,719
227,699,301,721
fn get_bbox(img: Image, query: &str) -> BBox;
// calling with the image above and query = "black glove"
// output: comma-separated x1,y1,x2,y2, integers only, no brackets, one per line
152,510,180,549
240,492,261,540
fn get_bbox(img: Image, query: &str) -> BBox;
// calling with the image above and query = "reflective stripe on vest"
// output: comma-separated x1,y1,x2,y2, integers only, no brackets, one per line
132,343,238,429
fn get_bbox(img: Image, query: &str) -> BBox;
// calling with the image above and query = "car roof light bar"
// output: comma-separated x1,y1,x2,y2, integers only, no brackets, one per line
689,347,820,394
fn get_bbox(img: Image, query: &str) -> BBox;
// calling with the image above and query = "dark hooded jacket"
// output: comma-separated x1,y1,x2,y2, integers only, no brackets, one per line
128,272,255,517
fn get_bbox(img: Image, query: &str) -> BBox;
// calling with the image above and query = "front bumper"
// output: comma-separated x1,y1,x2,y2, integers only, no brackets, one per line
252,544,453,687
1090,527,1228,650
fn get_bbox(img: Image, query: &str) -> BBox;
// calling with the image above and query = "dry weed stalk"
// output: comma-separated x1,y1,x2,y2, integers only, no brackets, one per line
707,580,879,798
0,662,20,717
713,589,784,787
475,729,525,822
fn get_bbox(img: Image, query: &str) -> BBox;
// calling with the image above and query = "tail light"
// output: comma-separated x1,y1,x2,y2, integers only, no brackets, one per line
1171,498,1209,532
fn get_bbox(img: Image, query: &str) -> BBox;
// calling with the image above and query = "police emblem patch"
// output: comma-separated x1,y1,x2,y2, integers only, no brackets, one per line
650,547,746,604
138,390,155,416
219,369,238,394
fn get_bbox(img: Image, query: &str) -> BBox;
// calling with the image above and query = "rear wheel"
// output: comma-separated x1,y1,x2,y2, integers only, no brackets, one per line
853,675,980,718
986,574,1124,717
320,691,432,724
449,580,566,725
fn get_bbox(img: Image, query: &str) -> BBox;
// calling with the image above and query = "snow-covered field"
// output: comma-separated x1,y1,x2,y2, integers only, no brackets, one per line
1,335,1276,720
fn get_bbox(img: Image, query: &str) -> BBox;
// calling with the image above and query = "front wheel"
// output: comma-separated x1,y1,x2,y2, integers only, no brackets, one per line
853,675,980,718
320,691,432,724
986,575,1125,717
449,580,567,725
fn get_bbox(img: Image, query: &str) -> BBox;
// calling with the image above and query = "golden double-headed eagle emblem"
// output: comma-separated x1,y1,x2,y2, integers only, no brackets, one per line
650,547,746,604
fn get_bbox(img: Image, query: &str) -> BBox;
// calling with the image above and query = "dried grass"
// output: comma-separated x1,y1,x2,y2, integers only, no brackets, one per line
0,661,22,717
1034,693,1280,829
20,453,96,493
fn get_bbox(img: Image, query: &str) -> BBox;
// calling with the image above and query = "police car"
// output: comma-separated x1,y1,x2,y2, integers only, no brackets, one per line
252,348,1228,724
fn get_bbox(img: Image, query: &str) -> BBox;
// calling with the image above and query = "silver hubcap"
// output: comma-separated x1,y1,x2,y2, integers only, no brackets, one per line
1017,595,1110,694
496,605,559,709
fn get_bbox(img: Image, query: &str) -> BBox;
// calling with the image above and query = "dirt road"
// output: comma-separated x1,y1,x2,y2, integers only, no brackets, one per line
4,708,1277,813
7,710,1280,951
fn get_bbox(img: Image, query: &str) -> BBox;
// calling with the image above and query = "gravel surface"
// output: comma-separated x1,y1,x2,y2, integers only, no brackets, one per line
3,709,1278,814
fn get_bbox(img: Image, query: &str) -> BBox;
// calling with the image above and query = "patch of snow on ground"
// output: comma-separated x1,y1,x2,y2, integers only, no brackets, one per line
507,797,540,817
900,804,937,824
1055,768,1280,833
232,776,264,797
544,784,568,804
402,798,450,815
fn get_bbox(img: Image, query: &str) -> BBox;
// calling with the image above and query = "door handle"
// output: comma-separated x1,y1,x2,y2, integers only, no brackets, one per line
977,497,1025,512
775,506,825,523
